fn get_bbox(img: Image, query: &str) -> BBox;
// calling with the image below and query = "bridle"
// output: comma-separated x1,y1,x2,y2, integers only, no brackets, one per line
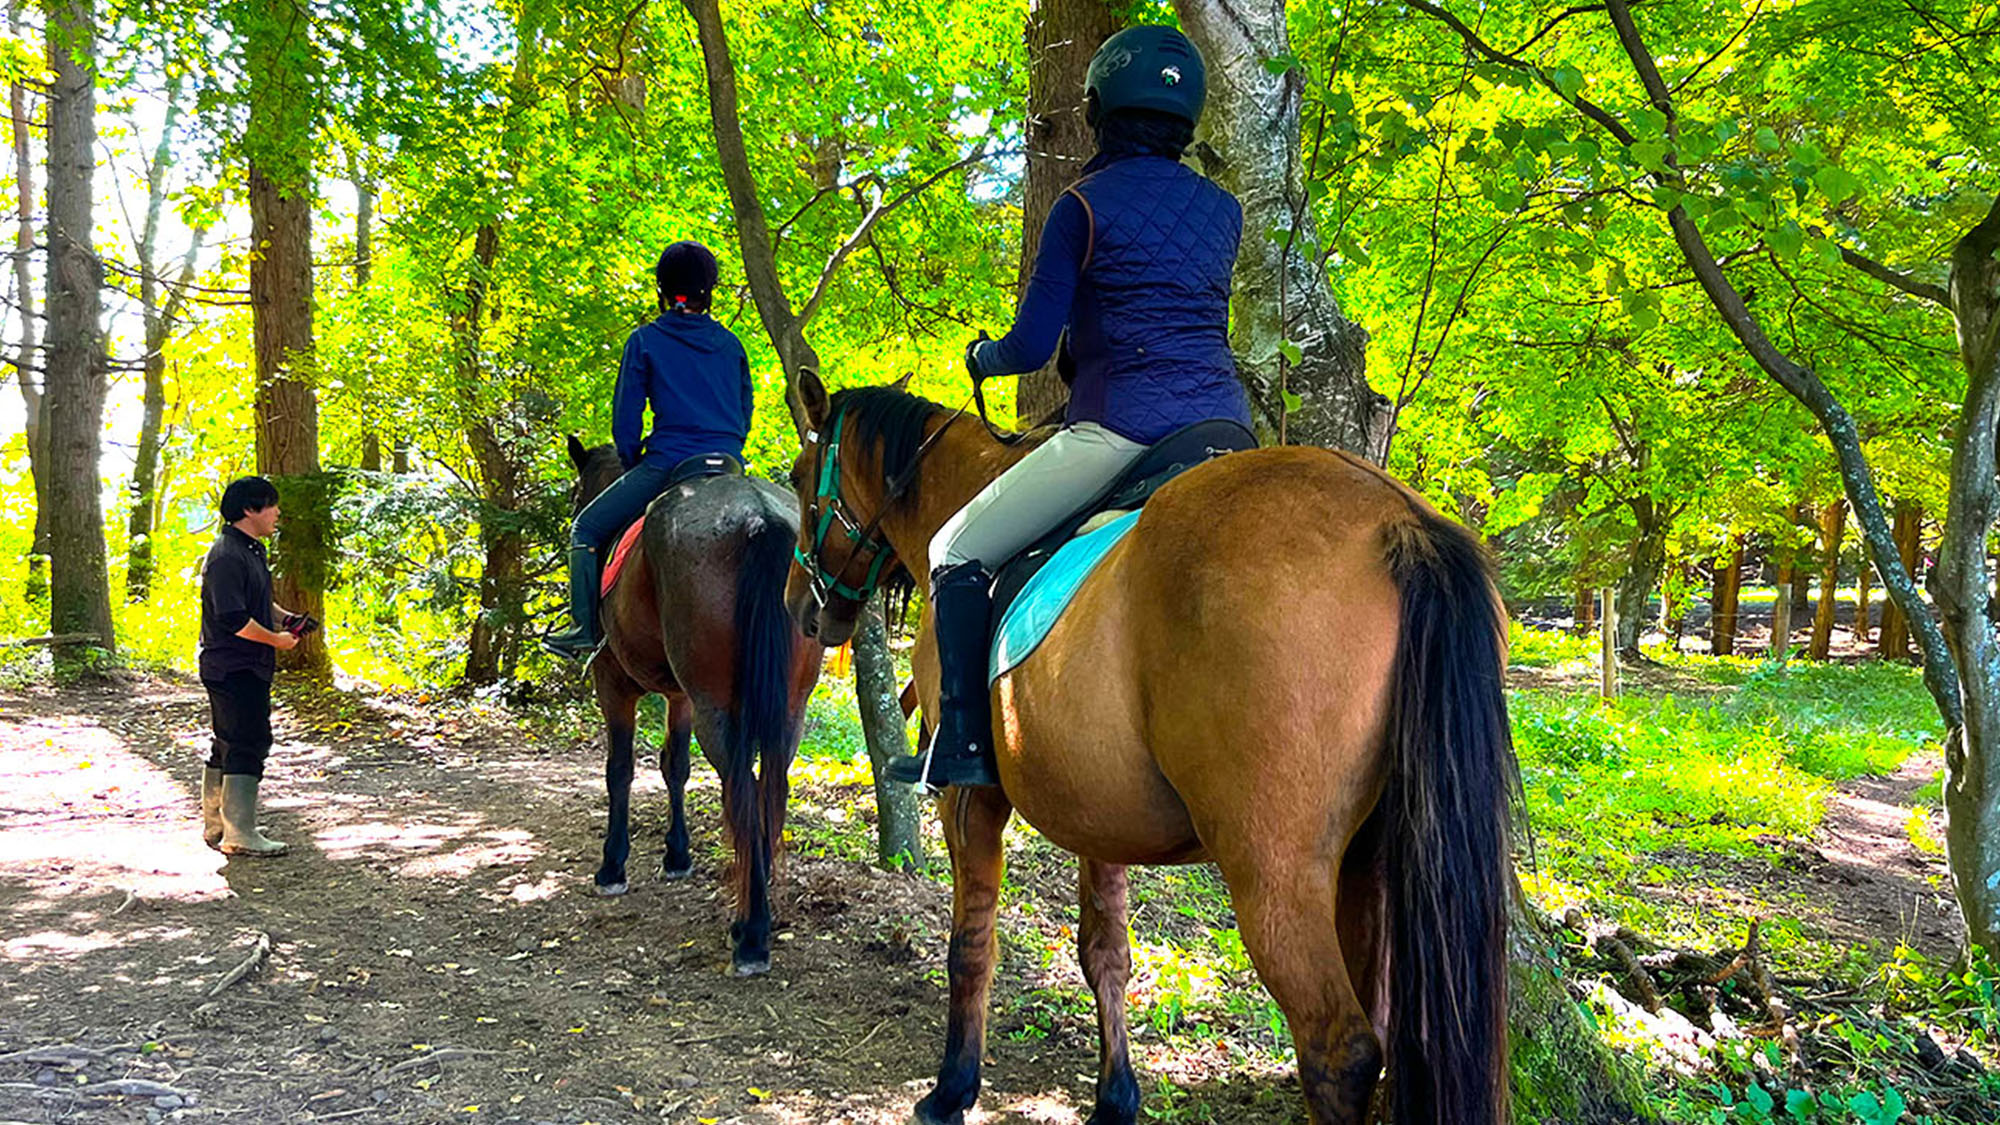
794,394,977,610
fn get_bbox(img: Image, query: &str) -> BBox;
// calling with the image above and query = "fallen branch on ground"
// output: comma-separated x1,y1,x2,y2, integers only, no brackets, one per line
380,1047,500,1077
0,1044,135,1066
205,932,271,999
0,632,104,648
0,1078,192,1099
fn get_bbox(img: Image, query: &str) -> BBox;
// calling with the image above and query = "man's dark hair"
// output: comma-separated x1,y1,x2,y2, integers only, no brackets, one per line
220,476,281,524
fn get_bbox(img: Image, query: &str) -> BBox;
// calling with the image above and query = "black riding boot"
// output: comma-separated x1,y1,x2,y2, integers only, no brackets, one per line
544,546,602,661
885,562,1000,789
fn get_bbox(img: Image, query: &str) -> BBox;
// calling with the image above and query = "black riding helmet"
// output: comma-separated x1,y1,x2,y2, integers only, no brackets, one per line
1083,25,1207,128
655,240,719,313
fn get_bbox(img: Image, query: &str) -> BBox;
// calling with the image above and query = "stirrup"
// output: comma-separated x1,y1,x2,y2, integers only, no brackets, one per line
543,629,602,661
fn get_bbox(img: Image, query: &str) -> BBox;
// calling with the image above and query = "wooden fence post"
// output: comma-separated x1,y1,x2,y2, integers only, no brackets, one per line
1599,587,1619,700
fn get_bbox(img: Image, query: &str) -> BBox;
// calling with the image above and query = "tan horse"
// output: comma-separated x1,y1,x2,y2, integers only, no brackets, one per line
781,373,1521,1125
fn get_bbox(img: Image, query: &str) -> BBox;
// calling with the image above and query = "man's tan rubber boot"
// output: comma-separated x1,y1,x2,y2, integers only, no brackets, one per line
200,768,225,850
219,775,288,857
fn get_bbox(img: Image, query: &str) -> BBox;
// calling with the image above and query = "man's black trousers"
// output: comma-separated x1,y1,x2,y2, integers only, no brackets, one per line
204,670,273,777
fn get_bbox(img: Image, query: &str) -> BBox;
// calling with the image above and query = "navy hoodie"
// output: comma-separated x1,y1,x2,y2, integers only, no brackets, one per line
612,311,755,470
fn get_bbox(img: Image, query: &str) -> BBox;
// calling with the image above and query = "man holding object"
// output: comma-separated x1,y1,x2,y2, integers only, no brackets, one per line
197,476,316,857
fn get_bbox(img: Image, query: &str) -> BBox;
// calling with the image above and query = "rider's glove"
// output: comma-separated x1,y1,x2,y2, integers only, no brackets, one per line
281,612,321,637
964,332,993,384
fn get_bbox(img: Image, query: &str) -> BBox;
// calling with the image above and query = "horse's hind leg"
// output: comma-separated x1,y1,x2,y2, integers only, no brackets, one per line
1219,854,1381,1125
657,693,695,880
590,664,645,896
912,786,1013,1125
1079,858,1140,1125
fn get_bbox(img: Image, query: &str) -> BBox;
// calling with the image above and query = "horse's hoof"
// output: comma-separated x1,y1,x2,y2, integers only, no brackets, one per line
656,860,694,882
596,881,628,897
731,957,771,977
909,1104,961,1125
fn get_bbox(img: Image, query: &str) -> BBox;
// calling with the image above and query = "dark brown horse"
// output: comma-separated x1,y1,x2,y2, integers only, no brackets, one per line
566,437,820,975
780,376,1521,1125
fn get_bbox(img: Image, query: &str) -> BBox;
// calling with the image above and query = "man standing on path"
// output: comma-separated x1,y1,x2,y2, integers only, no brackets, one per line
198,476,309,857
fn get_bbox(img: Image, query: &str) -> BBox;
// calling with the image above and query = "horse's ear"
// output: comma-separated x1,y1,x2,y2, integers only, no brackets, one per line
890,370,915,393
566,434,590,472
798,367,830,430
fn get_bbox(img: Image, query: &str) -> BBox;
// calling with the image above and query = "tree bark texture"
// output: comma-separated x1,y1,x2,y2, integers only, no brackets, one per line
10,4,47,609
1711,536,1743,656
1173,0,1384,456
242,0,326,672
1614,497,1667,657
1854,553,1872,646
1879,502,1921,659
852,603,926,869
1574,580,1596,637
1013,0,1118,425
41,0,114,662
1810,499,1846,661
1933,193,2000,951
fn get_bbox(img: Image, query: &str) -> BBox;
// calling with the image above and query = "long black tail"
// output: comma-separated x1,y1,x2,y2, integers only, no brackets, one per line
724,513,803,904
1383,510,1521,1125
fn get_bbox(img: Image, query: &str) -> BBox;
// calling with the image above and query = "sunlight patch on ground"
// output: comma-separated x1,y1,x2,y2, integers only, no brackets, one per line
0,713,231,911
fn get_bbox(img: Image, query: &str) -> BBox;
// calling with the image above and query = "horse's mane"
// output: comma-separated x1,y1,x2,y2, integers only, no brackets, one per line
827,385,947,508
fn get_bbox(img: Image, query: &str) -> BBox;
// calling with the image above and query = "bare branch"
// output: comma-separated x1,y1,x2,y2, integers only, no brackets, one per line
1837,246,1951,307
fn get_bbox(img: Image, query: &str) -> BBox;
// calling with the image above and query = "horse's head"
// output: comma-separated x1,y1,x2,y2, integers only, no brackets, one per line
783,369,937,646
565,435,624,517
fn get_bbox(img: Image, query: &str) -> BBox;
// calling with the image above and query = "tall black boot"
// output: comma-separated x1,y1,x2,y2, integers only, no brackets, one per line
544,546,602,661
885,562,1000,788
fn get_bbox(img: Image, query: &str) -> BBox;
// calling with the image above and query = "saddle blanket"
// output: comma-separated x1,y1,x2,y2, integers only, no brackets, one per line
989,509,1140,683
602,519,647,597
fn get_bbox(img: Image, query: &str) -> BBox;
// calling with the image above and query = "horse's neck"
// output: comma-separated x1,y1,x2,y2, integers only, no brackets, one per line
882,421,1035,577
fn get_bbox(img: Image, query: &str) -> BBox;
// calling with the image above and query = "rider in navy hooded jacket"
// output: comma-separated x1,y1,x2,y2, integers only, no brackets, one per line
545,241,754,660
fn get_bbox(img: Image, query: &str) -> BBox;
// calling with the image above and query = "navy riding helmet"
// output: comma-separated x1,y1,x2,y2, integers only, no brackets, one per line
655,240,719,312
1084,25,1207,127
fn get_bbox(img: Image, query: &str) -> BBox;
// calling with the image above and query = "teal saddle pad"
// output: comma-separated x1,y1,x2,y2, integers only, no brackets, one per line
989,509,1141,684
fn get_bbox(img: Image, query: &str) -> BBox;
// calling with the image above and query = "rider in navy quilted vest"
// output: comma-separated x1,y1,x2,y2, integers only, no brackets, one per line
883,26,1250,789
545,241,756,661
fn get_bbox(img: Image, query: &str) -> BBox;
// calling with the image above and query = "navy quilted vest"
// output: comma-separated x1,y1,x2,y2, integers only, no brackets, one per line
1065,156,1250,444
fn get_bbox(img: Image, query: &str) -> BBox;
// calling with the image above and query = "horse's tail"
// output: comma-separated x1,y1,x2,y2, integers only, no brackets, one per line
1382,508,1519,1125
724,510,802,910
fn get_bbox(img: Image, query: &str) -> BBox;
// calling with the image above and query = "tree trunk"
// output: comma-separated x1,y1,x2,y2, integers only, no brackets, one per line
1711,535,1742,656
41,0,114,664
1173,0,1385,456
1810,498,1847,660
1770,560,1795,663
453,223,526,688
687,0,938,869
1014,0,1118,425
1614,498,1668,657
1574,579,1596,637
853,602,926,869
10,0,46,611
1933,193,2000,951
241,0,326,673
1879,501,1920,659
1855,552,1872,646
125,78,198,604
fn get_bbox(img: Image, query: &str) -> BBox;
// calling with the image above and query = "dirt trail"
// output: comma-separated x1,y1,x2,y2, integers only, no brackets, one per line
0,677,1298,1125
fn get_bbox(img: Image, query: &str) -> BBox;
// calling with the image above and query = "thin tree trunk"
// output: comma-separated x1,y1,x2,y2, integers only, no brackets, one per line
457,223,524,688
125,77,199,603
241,0,326,673
1770,560,1794,663
1574,579,1596,637
1855,552,1872,646
1014,0,1117,425
11,0,46,609
1879,501,1920,659
1810,498,1846,660
42,0,114,664
1173,0,1385,456
1711,535,1742,656
853,602,925,869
